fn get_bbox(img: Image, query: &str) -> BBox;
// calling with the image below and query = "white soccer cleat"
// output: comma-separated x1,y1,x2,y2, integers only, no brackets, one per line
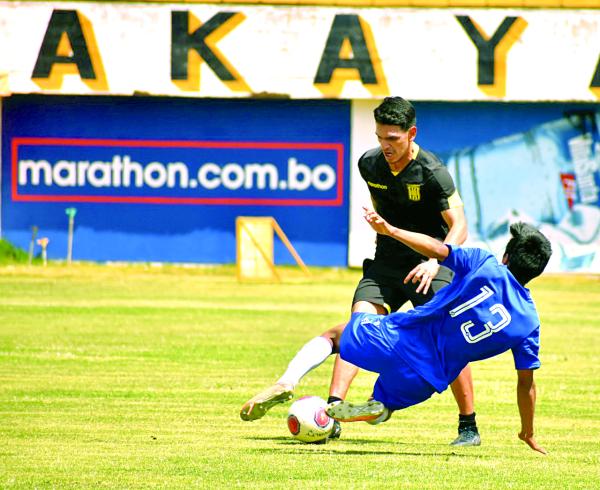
325,400,386,423
240,383,294,421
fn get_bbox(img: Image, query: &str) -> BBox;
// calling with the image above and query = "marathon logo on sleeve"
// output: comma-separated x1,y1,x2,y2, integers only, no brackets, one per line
11,137,344,206
367,181,387,190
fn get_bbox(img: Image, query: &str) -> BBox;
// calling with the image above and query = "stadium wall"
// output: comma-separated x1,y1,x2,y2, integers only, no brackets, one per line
0,1,599,271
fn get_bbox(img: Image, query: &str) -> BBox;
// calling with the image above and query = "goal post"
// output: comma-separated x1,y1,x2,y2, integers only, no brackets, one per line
236,216,310,281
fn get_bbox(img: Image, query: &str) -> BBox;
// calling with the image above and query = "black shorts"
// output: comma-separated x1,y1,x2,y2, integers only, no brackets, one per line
352,259,454,312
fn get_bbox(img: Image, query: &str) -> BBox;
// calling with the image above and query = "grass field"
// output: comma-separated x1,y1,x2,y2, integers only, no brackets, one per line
0,263,599,489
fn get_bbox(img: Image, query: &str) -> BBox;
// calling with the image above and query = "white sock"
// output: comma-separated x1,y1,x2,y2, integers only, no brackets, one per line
277,336,333,388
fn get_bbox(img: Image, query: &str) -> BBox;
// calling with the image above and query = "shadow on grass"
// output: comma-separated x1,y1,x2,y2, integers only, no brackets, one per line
245,436,484,458
248,436,383,445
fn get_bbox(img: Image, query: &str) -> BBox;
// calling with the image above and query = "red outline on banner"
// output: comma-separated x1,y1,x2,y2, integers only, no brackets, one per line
11,137,345,206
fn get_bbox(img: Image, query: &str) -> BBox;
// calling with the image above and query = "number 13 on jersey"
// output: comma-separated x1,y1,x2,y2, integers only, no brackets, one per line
449,286,512,344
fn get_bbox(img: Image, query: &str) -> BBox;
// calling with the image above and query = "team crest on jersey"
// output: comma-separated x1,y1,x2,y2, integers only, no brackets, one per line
406,183,421,201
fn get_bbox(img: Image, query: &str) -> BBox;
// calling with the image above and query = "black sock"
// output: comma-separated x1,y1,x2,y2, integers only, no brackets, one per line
327,396,343,404
458,412,478,432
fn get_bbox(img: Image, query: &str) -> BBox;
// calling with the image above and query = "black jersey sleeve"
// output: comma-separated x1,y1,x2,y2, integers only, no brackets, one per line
357,148,379,181
425,164,462,212
358,152,368,181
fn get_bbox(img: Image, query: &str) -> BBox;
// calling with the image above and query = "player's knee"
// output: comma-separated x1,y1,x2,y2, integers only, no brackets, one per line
321,323,345,353
352,300,387,315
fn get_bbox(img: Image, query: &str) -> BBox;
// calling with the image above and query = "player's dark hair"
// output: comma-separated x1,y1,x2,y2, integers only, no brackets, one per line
373,97,416,130
504,222,552,285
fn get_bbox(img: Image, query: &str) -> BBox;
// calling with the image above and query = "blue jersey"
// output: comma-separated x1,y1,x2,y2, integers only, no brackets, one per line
378,246,541,392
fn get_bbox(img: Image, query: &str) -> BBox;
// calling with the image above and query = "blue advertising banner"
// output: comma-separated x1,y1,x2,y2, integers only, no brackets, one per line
2,96,351,265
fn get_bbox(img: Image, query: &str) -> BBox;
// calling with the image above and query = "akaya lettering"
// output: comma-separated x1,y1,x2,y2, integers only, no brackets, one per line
31,9,600,94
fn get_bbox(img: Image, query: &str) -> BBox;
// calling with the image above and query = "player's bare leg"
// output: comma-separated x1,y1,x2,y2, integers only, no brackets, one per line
328,307,372,402
327,300,387,438
328,355,359,400
451,365,474,414
328,301,386,401
449,364,481,446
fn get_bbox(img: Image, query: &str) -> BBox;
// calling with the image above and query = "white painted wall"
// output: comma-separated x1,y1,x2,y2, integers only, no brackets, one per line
348,99,379,268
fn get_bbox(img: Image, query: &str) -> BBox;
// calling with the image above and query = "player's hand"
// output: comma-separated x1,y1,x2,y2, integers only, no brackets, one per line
518,431,547,455
362,207,392,236
404,259,439,294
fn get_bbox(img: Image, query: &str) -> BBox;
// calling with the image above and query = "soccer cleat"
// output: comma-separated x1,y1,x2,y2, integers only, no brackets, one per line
366,407,392,425
325,400,385,423
240,383,294,421
450,428,481,446
329,420,342,439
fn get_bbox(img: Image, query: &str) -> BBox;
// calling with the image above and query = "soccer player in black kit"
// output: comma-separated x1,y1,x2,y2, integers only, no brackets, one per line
327,97,478,445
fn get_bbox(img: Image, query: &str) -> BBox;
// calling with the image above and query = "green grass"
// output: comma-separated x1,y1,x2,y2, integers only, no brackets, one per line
0,239,30,265
0,264,599,489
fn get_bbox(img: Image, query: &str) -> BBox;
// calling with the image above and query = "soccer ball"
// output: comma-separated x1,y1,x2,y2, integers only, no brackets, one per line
287,395,334,443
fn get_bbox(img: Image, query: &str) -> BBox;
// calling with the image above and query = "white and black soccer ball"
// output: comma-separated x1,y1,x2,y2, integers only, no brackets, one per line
287,395,334,443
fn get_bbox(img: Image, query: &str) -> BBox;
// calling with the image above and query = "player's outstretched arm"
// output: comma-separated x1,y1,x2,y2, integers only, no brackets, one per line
516,369,547,454
362,207,449,261
402,206,468,294
440,207,468,247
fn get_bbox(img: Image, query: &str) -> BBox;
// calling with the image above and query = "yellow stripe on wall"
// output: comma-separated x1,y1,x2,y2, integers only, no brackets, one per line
20,0,600,8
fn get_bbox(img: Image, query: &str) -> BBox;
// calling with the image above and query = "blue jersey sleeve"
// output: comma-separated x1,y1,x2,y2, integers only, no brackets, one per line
511,326,541,370
441,246,493,276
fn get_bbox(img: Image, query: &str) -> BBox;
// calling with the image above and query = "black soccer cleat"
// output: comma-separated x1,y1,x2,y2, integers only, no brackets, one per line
329,420,342,439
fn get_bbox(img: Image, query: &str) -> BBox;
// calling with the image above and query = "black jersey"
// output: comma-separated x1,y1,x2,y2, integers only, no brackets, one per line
358,145,462,269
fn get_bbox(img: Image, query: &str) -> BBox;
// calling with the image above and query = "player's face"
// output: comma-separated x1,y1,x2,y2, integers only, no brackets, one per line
375,123,416,167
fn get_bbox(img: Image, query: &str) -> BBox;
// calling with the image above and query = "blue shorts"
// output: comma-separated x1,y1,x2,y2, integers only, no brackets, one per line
339,312,436,411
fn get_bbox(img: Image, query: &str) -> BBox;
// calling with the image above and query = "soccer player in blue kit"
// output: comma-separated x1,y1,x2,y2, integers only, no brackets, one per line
240,210,552,453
